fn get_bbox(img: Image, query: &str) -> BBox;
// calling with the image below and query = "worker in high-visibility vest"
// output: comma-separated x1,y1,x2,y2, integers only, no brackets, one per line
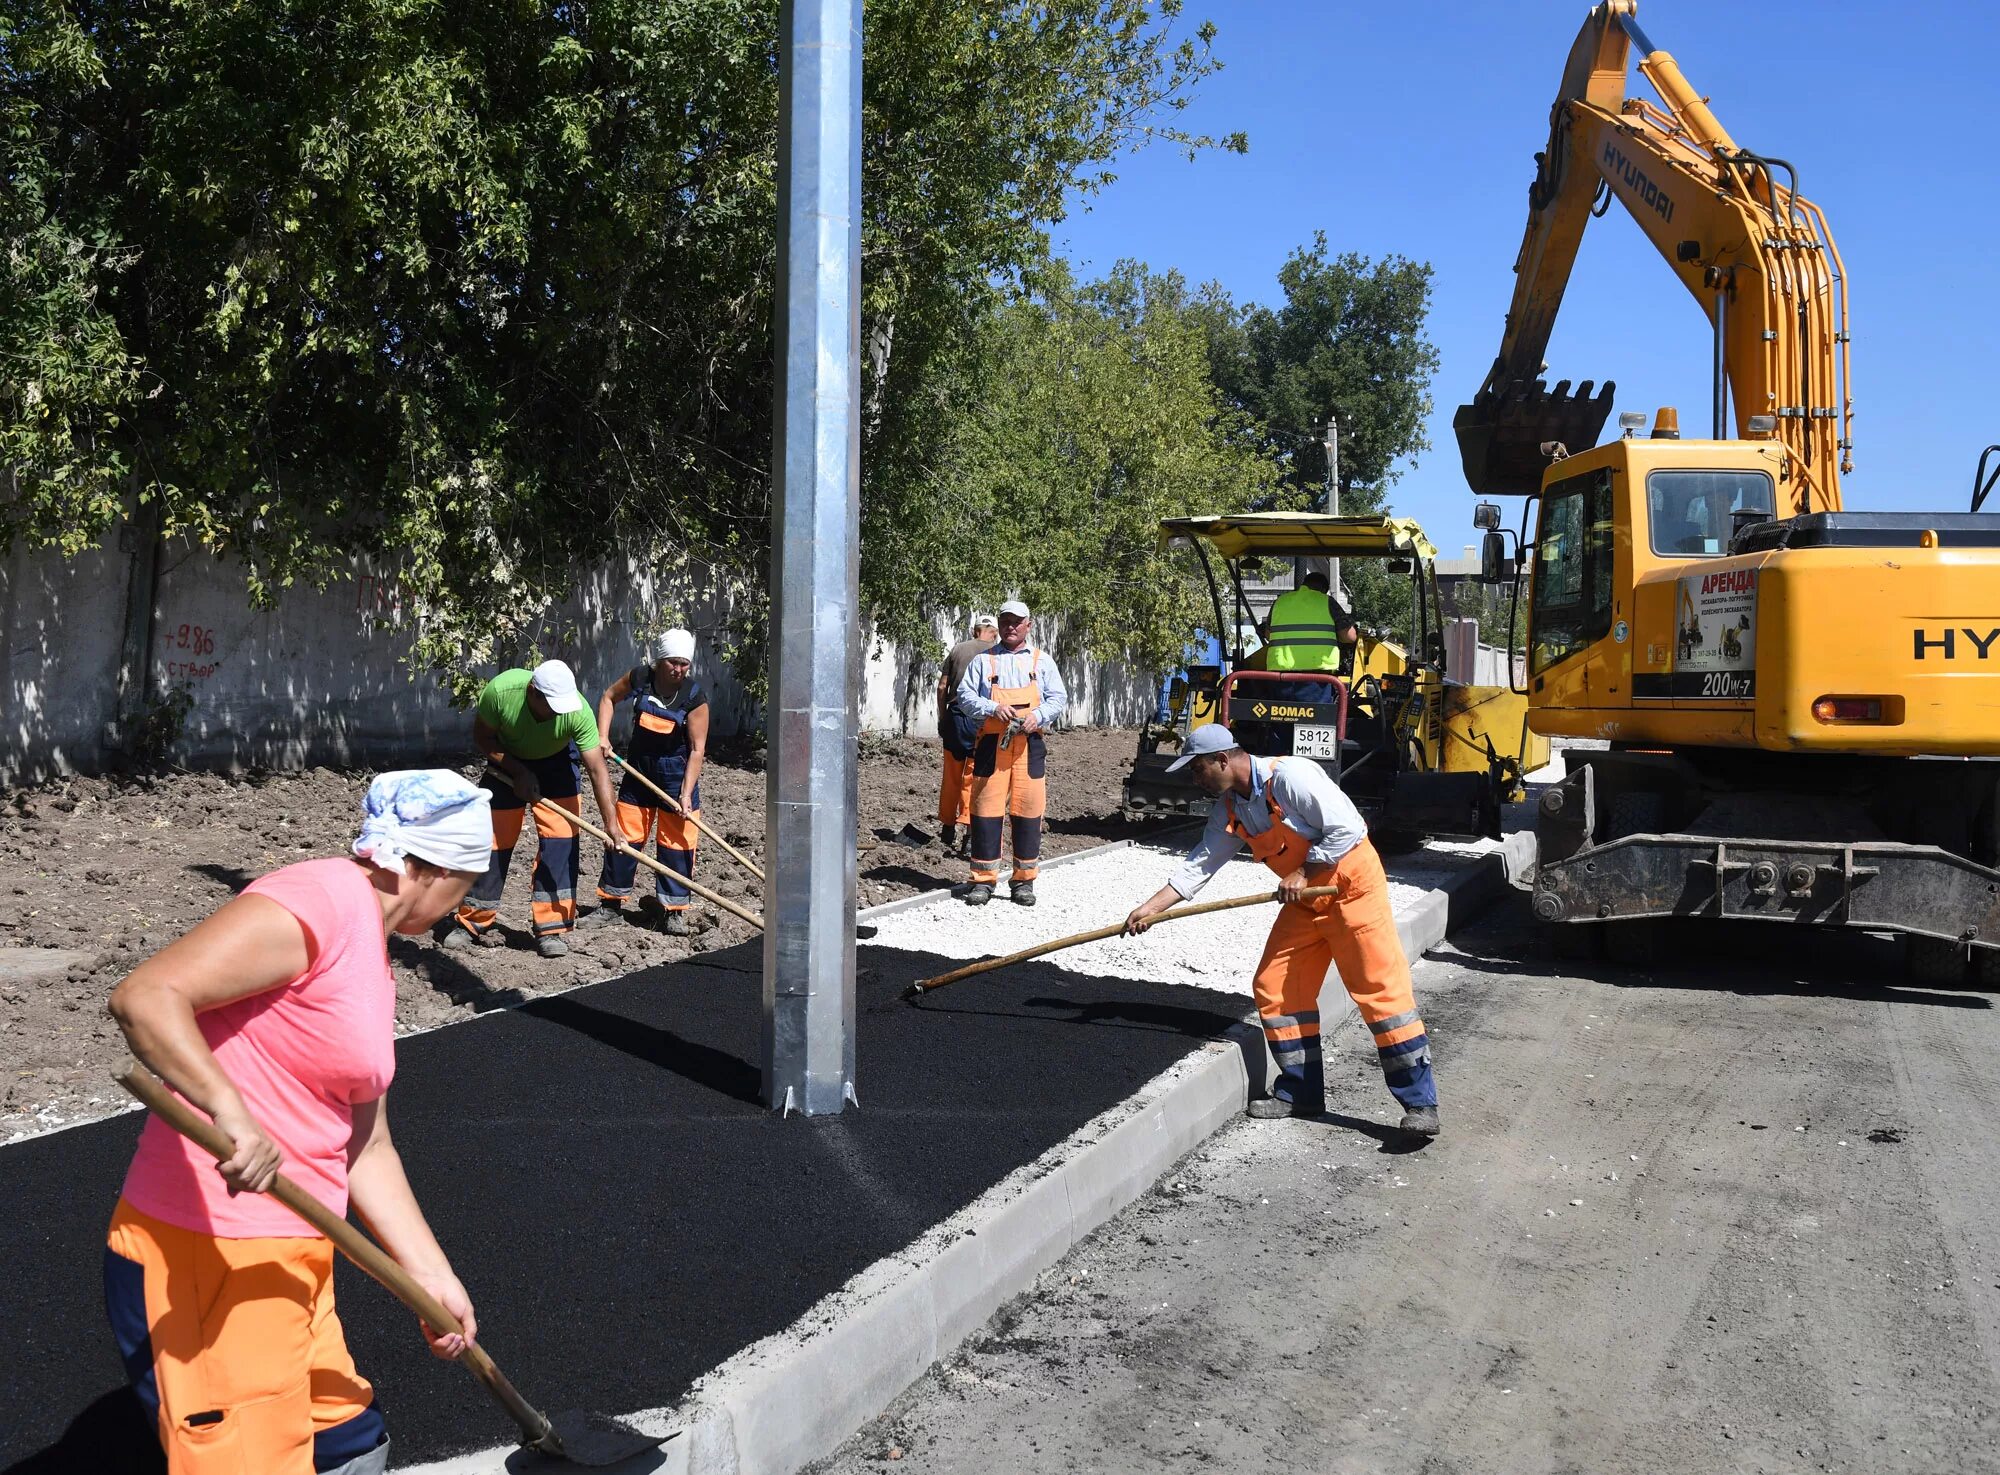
1260,570,1357,698
1121,723,1440,1137
953,599,1068,907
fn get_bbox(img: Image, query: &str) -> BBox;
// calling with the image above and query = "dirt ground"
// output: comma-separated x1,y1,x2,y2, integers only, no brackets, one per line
0,727,1162,1140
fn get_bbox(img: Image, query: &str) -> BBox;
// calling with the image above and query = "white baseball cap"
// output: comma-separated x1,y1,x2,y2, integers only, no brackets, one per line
970,612,998,632
655,628,696,661
529,659,584,714
998,599,1030,619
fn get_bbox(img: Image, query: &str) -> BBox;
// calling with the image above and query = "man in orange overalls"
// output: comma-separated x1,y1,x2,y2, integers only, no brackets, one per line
952,599,1069,907
1122,724,1441,1137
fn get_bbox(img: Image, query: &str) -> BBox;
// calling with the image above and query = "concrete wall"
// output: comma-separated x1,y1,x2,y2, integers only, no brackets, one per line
1,535,1153,782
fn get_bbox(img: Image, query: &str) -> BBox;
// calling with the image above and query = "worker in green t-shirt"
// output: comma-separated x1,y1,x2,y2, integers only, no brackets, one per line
443,660,622,959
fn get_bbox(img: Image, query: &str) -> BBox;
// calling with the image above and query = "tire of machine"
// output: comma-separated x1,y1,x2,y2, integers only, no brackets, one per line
1906,935,1971,987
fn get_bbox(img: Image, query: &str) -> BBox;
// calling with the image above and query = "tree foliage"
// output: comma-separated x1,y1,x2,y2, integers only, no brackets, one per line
1195,235,1440,641
896,261,1277,672
1,0,1243,686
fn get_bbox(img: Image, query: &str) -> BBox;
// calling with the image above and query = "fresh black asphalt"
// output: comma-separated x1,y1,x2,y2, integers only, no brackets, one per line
0,941,1248,1470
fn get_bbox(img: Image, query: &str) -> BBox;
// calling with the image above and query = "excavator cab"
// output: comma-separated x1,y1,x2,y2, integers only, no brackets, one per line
1124,513,1549,846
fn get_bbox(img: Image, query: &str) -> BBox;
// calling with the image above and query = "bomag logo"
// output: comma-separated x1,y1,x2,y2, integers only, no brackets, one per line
1914,626,2000,660
1602,141,1677,224
1245,701,1323,722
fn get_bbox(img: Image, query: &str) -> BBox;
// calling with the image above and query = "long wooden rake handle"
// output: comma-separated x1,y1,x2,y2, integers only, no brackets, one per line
115,1061,557,1448
905,885,1340,996
491,770,765,931
605,747,765,882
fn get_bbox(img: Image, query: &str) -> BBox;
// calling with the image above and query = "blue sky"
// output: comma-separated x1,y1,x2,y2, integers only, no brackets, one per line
1052,0,2000,550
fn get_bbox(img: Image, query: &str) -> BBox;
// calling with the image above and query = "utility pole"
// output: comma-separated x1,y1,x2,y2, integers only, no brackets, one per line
1322,414,1341,601
764,0,861,1116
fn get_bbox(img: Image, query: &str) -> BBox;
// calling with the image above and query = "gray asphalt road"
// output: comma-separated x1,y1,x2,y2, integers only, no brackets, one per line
809,904,2000,1475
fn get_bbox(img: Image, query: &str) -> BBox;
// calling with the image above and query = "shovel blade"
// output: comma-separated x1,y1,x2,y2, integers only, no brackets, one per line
527,1411,677,1468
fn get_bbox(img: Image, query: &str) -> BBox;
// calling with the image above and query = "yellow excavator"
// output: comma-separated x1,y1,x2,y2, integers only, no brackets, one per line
1458,0,2000,980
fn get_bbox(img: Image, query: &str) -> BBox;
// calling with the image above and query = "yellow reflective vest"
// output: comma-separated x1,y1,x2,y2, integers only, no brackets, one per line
1264,586,1346,672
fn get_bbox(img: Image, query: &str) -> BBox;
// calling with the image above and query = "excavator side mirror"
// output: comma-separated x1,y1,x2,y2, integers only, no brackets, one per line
1473,502,1503,531
1480,530,1508,583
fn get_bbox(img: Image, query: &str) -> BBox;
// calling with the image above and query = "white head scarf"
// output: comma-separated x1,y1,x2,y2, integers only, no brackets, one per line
655,628,696,662
353,770,493,875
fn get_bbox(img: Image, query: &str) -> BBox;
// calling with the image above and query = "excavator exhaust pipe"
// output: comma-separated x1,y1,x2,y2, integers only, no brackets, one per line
1454,378,1617,497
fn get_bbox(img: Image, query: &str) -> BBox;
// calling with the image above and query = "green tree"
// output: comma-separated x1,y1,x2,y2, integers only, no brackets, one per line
1,0,1243,692
909,260,1277,672
1196,234,1441,641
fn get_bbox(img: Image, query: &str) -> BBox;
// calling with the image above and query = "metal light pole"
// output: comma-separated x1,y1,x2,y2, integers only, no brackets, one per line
764,0,861,1116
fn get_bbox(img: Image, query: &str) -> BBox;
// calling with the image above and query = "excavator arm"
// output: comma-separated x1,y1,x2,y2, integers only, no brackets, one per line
1456,0,1853,512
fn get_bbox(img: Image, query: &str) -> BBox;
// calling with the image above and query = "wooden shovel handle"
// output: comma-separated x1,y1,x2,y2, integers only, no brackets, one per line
606,747,766,882
115,1062,555,1447
909,885,1341,994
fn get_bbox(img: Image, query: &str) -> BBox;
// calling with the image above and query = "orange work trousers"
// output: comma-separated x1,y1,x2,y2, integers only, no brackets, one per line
104,1199,386,1475
967,731,1045,885
937,750,976,829
1251,838,1436,1111
598,798,701,909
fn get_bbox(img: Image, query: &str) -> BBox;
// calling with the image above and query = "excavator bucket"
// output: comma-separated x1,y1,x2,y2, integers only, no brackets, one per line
1453,378,1617,497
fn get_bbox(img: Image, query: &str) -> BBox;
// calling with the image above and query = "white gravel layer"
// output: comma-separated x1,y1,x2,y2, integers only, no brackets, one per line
871,837,1503,991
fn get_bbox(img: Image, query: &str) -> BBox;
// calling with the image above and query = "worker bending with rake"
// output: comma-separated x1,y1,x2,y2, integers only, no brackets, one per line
586,628,710,935
954,598,1067,907
1122,724,1440,1137
445,660,621,959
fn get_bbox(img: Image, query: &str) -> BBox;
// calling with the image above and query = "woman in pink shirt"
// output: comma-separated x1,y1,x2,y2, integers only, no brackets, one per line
104,770,493,1475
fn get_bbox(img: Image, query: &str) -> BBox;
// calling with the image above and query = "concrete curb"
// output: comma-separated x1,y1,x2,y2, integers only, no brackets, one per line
402,830,1534,1475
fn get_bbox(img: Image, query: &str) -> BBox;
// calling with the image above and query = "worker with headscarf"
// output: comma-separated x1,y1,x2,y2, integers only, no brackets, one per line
1121,725,1441,1138
444,659,622,959
953,598,1068,908
106,771,491,1475
586,628,710,935
935,613,999,858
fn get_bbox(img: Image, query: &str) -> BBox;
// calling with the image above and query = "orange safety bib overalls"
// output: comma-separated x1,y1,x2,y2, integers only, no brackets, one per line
968,650,1048,888
1227,761,1436,1112
598,666,704,913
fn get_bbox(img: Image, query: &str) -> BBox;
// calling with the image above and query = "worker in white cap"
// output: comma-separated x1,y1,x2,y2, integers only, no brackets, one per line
952,598,1068,907
445,659,622,958
1121,724,1440,1138
934,613,1000,858
584,629,710,935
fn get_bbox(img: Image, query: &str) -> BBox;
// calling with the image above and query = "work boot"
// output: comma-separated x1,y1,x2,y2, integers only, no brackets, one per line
963,883,994,907
939,824,958,853
438,926,474,952
663,910,692,936
536,934,569,959
1010,880,1037,907
1397,1105,1442,1138
1246,1095,1320,1120
574,903,624,930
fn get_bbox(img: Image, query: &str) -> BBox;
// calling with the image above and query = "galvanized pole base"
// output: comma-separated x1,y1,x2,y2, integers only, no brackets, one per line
763,0,862,1115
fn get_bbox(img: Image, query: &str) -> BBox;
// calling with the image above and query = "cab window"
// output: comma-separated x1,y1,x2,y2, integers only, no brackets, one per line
1646,469,1775,556
1530,469,1615,674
